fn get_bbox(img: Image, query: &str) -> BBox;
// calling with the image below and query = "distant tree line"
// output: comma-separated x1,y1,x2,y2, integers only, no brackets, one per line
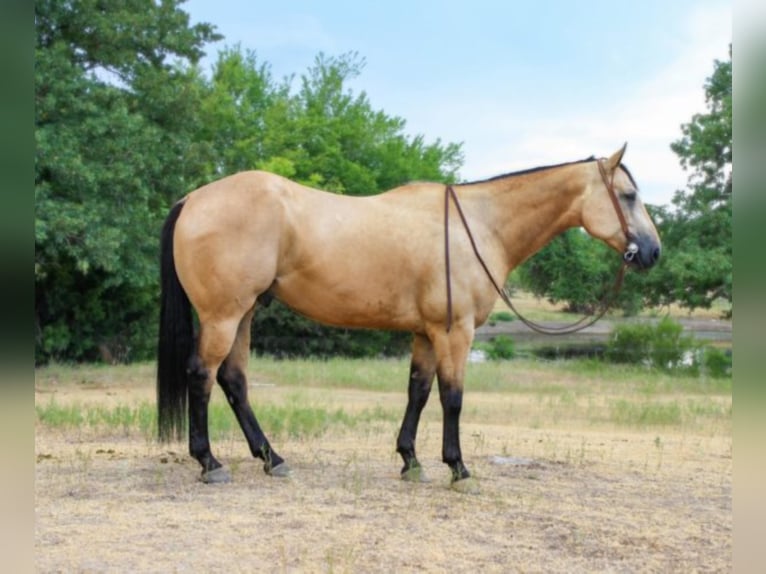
35,1,731,363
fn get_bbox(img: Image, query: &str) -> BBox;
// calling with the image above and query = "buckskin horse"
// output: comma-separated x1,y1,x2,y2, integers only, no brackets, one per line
157,144,661,490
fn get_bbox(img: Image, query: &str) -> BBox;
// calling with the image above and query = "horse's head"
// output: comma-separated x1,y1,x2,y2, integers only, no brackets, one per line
580,144,661,270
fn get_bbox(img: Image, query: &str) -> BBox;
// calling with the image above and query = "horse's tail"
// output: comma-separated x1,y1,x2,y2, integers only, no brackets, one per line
157,200,192,443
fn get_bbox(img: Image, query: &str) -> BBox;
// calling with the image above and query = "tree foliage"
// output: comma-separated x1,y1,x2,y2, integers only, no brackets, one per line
34,5,462,363
197,48,462,193
645,48,732,314
35,0,220,362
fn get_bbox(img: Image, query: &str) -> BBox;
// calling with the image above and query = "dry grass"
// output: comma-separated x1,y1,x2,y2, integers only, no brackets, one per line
35,359,731,572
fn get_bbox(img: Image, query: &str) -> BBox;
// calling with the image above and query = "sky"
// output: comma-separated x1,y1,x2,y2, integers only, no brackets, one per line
182,0,731,207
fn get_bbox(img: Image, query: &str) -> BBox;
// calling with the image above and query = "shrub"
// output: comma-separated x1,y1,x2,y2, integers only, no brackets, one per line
605,322,654,365
489,311,516,325
606,316,697,371
699,346,732,378
650,316,693,369
485,335,515,360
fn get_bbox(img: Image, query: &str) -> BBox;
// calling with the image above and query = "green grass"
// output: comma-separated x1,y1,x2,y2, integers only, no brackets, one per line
35,393,398,441
36,355,731,439
249,357,406,392
208,396,397,440
609,400,683,426
248,355,731,395
605,397,731,428
36,399,157,437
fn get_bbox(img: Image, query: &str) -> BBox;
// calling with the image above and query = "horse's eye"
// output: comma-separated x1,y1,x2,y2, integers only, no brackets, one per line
623,191,637,202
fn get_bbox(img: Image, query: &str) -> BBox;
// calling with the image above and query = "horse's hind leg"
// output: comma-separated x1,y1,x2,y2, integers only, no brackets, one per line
396,334,437,482
216,306,289,477
187,317,241,483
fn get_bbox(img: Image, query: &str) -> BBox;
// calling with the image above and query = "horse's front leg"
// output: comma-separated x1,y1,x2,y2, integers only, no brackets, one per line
430,322,478,491
396,334,436,481
438,378,470,482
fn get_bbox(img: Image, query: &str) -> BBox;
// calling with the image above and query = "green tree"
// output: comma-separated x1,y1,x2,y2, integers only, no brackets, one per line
196,46,282,177
644,48,732,314
270,52,463,194
35,0,220,362
517,228,644,315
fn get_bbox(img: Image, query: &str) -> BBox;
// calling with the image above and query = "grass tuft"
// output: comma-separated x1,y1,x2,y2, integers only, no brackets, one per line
36,399,157,437
36,394,398,441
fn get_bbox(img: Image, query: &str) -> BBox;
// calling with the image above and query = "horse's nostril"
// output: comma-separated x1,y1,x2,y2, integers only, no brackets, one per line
652,247,661,262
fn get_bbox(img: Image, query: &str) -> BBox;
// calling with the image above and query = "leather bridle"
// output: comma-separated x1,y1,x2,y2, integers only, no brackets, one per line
443,158,634,335
597,158,640,264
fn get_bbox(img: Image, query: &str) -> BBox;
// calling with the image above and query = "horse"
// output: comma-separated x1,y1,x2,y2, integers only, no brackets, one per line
156,143,661,489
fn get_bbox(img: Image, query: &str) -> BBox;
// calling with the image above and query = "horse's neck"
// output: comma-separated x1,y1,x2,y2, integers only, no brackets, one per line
476,164,589,270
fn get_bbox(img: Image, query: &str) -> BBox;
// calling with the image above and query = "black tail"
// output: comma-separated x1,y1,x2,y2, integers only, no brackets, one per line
157,201,193,443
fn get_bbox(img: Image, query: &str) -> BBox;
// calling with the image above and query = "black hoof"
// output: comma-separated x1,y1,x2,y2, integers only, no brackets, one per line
449,461,471,483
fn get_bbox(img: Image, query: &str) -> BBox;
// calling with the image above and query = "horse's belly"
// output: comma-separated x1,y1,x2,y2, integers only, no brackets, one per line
272,276,422,332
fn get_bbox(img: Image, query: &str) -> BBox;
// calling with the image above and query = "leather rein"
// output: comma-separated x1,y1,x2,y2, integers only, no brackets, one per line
443,158,634,335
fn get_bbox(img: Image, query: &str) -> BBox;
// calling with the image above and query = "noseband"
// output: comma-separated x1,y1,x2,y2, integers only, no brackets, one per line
443,159,632,335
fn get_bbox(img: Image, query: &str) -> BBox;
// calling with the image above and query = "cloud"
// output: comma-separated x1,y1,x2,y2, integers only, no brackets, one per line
451,3,731,206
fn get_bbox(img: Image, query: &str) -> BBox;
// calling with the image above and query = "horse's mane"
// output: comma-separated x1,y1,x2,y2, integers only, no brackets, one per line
464,156,597,185
463,156,639,189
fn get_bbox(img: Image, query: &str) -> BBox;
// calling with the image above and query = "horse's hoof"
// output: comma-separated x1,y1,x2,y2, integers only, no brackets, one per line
451,476,480,495
267,462,292,478
201,467,231,484
401,466,430,483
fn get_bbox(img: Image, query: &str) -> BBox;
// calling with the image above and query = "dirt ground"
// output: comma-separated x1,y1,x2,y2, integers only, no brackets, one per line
35,375,731,573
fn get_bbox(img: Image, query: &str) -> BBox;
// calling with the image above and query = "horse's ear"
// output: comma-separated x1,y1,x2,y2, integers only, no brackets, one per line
605,142,628,171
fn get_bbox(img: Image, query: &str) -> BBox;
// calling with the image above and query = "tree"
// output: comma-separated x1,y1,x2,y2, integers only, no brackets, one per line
265,52,463,194
516,228,644,315
644,48,732,314
35,0,220,362
195,46,282,178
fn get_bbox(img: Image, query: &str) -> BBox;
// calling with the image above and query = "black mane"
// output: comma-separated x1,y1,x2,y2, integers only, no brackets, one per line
465,156,597,185
464,156,639,189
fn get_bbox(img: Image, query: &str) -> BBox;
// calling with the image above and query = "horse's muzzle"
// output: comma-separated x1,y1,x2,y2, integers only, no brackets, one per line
624,235,661,270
